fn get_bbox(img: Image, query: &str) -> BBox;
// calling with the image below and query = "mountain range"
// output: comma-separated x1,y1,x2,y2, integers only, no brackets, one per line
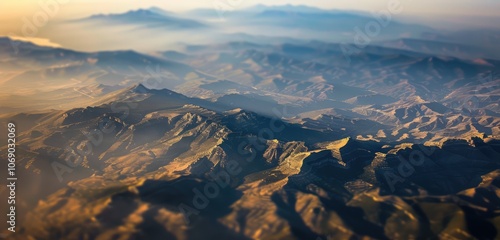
36,5,500,57
80,8,206,29
1,4,500,240
2,82,499,239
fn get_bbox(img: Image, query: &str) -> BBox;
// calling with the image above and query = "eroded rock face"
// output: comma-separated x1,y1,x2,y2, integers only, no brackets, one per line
13,112,500,240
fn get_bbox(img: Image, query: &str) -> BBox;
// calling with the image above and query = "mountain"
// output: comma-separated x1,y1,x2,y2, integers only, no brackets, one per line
172,40,499,144
421,29,500,60
181,5,436,44
0,37,86,69
0,37,210,112
0,84,338,226
223,5,434,41
375,38,496,60
245,4,332,14
3,83,499,239
2,38,498,143
81,9,206,29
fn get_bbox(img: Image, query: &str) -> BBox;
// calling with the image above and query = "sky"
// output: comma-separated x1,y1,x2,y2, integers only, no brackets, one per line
1,0,499,20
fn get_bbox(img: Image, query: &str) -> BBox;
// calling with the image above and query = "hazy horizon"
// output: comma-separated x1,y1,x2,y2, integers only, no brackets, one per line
2,0,500,15
1,0,500,35
1,1,500,52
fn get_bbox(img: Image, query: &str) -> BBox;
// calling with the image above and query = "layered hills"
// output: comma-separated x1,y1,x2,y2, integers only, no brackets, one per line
0,8,499,238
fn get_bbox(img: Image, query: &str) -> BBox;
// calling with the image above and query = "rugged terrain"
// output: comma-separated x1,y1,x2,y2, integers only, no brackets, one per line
0,5,500,239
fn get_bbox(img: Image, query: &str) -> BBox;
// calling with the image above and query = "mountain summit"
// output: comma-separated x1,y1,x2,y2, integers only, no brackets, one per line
83,8,206,29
